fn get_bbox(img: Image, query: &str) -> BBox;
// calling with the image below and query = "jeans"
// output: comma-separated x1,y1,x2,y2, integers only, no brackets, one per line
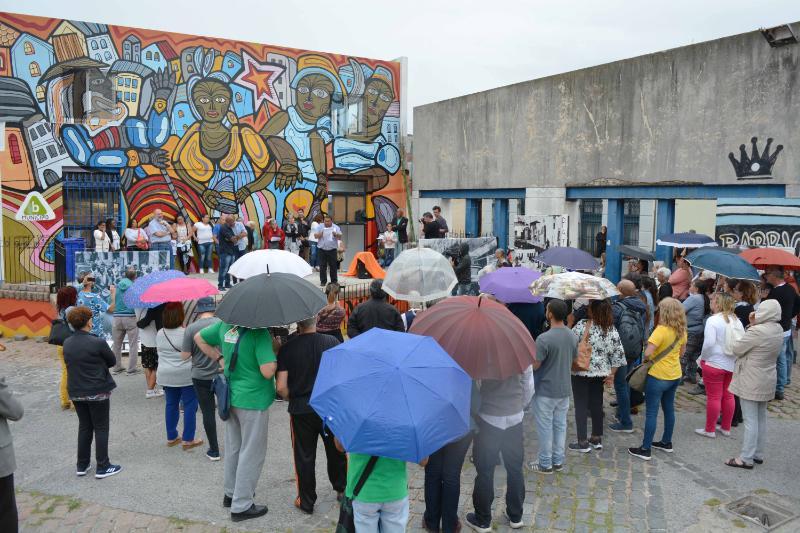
0,474,17,533
532,394,570,469
571,375,605,442
614,361,633,428
472,419,524,526
224,407,270,513
776,335,792,393
353,497,409,533
383,248,395,267
150,241,173,269
217,252,235,289
641,376,679,449
197,242,213,271
700,361,734,432
74,399,111,470
423,432,473,532
111,316,139,372
163,385,198,442
318,248,338,285
739,399,768,464
309,242,318,267
193,378,219,454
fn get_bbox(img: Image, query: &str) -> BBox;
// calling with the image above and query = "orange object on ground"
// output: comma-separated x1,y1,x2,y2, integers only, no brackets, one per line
343,252,386,279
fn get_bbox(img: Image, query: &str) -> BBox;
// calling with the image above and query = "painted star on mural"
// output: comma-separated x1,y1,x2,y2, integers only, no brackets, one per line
234,51,285,109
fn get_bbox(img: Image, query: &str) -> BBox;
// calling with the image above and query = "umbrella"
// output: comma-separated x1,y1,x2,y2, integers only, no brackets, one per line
382,246,457,302
656,232,718,248
617,245,656,262
530,271,620,300
534,247,599,271
141,277,219,304
228,249,313,279
478,267,542,304
123,269,186,309
739,248,800,271
310,328,471,463
685,248,760,281
215,272,326,328
409,295,536,379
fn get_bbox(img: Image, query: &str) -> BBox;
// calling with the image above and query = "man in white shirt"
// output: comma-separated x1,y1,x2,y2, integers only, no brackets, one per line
314,215,342,286
147,209,173,268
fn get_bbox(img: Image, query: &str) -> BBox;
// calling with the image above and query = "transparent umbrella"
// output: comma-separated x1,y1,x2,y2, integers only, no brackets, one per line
383,246,457,302
530,271,620,301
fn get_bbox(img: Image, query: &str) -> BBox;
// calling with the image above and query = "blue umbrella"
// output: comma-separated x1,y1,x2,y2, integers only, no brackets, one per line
310,328,471,463
123,269,186,309
656,232,717,248
685,248,760,281
534,246,599,271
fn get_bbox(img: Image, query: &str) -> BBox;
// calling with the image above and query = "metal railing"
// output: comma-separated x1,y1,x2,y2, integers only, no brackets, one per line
0,236,56,289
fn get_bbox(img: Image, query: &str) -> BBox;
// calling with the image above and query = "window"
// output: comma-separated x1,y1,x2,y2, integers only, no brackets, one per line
177,110,184,118
100,39,107,49
623,200,640,247
29,127,39,141
227,60,233,68
36,86,44,101
29,61,40,77
47,144,58,158
124,92,130,101
133,44,139,57
185,54,192,61
579,199,603,254
154,52,160,61
44,122,51,132
131,93,137,102
117,91,123,101
91,40,98,50
123,41,130,54
57,143,65,155
146,51,152,60
104,52,111,61
131,79,138,88
187,66,194,74
95,54,101,61
124,78,131,87
117,78,123,86
24,41,34,55
37,124,47,137
235,93,243,103
36,148,47,163
8,134,22,164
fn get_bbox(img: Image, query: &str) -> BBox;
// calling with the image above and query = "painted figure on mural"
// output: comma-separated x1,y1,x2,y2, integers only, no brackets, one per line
172,67,276,224
259,54,344,221
42,58,175,191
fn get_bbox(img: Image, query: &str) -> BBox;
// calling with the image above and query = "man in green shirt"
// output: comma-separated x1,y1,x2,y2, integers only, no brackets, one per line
111,267,139,375
195,321,277,522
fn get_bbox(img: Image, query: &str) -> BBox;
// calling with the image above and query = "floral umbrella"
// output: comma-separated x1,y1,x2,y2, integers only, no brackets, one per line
530,271,619,301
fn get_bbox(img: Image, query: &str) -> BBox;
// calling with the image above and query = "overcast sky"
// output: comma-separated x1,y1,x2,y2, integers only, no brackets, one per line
4,0,800,131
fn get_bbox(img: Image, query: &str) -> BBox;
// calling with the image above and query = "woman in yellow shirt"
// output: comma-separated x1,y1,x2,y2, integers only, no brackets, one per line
629,298,687,460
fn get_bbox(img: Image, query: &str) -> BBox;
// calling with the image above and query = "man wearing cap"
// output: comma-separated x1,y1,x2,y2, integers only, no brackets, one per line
111,267,139,375
346,280,405,338
181,297,222,461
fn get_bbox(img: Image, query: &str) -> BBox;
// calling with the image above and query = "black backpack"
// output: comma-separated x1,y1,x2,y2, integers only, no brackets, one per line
616,302,645,362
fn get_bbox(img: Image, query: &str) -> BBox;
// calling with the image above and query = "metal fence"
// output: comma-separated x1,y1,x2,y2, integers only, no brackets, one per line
336,282,410,327
0,236,56,288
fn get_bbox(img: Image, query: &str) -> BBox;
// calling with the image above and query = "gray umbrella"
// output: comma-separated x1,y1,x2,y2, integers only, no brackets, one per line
215,272,327,328
617,245,656,262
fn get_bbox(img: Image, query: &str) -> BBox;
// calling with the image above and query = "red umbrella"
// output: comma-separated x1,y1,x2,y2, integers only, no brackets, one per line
141,277,219,303
409,295,536,380
739,248,800,271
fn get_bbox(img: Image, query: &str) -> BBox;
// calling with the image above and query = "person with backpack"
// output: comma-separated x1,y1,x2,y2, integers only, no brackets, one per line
695,293,742,438
609,280,648,433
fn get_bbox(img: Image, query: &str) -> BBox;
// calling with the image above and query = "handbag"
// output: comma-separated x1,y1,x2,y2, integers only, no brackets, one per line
213,328,247,421
136,229,149,250
626,336,681,392
572,320,592,372
48,318,73,346
336,456,379,533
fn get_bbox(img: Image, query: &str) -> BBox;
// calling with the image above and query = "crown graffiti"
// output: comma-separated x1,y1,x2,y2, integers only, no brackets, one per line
728,137,783,178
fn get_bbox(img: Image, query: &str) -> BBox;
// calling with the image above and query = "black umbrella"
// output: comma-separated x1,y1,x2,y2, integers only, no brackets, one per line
617,245,656,262
215,272,327,328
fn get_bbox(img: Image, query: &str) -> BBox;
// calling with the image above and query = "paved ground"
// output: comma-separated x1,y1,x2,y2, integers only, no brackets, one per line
2,338,799,532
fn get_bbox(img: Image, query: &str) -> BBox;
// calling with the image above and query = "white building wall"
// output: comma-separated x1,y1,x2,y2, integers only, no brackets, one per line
481,199,493,235
638,200,656,250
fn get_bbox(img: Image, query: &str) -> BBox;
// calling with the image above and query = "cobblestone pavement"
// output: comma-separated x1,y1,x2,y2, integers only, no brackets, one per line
3,338,799,532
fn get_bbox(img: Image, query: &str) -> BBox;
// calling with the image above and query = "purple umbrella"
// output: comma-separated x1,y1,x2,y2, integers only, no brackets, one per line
123,269,186,309
479,267,542,303
535,246,599,271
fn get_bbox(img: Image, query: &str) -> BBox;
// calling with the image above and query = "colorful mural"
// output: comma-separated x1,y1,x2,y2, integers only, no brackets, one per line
0,12,405,281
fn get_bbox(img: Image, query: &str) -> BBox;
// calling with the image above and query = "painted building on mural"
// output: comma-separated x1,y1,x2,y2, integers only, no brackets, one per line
413,22,800,282
0,11,406,284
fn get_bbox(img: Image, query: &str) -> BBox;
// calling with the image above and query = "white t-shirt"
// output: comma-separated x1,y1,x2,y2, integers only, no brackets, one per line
194,222,214,244
382,230,397,249
700,313,738,372
94,229,110,252
124,228,147,247
110,230,120,251
308,221,320,243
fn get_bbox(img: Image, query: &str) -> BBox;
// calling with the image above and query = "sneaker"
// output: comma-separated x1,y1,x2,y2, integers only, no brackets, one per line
76,463,91,477
504,511,524,529
609,422,634,433
569,441,592,453
552,463,564,472
231,503,268,522
527,461,553,474
145,389,158,399
652,441,673,453
695,429,716,438
589,438,603,450
199,269,205,274
716,425,731,437
111,367,124,375
206,450,221,461
774,392,784,401
154,388,165,397
465,512,492,533
95,464,122,479
628,447,651,461
209,269,215,274
126,368,139,375
688,385,706,396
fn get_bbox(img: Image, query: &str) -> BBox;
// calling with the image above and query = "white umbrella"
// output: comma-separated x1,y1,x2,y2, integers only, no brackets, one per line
530,271,620,300
228,249,312,279
383,246,457,302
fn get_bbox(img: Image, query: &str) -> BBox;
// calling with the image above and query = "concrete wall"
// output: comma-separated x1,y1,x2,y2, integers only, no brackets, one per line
674,200,717,236
414,24,800,193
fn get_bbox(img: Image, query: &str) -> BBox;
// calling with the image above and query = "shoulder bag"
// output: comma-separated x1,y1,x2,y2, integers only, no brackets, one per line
336,456,379,533
572,320,592,372
48,318,73,346
626,335,681,392
212,328,247,421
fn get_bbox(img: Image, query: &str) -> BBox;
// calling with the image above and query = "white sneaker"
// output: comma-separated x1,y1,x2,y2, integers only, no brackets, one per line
155,388,165,397
695,428,716,438
504,511,524,529
716,426,731,437
199,269,205,274
209,269,215,273
146,389,157,399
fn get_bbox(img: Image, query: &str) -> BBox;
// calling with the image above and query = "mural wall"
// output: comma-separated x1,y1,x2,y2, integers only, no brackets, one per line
0,12,405,282
716,198,800,254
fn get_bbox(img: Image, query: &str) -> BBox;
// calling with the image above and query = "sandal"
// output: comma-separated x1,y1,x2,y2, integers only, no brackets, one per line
182,439,204,450
725,458,753,470
167,437,181,447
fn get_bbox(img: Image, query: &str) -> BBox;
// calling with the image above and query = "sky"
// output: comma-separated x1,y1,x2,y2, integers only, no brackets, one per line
3,0,800,131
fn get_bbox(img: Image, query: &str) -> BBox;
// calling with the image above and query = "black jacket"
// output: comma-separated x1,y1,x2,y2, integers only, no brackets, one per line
63,330,116,398
658,282,672,301
392,216,409,243
347,298,405,338
453,243,472,284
